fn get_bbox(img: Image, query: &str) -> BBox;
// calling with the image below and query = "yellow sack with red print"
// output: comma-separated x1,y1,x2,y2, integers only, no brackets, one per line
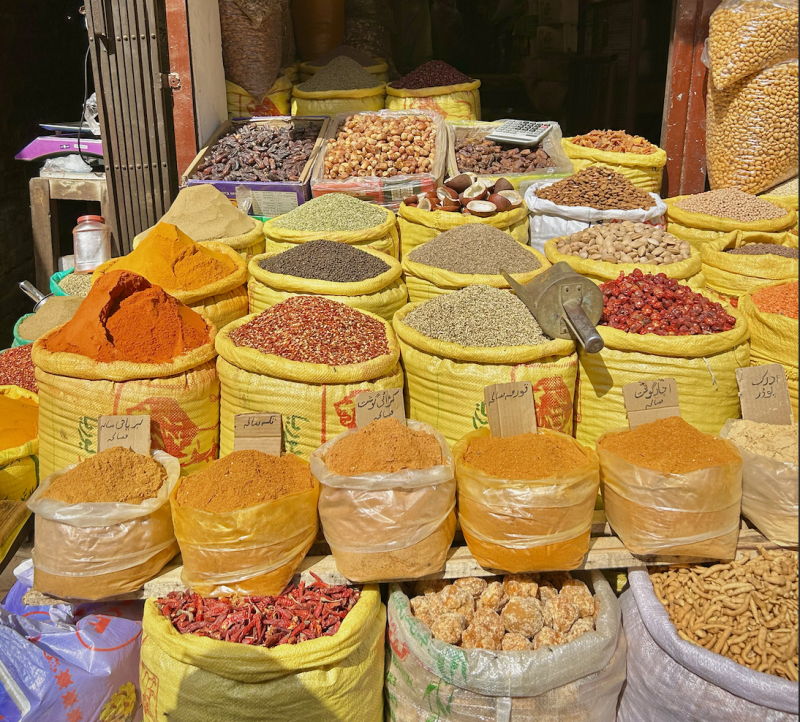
226,77,292,119
385,80,481,121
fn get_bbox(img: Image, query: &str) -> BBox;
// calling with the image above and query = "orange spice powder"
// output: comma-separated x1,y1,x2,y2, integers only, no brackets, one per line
752,281,798,319
464,432,588,479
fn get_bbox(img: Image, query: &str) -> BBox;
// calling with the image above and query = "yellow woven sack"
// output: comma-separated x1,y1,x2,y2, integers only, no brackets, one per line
32,329,220,479
248,249,407,321
738,285,799,418
264,205,399,258
701,232,799,298
575,294,751,446
216,311,404,459
666,195,797,238
393,304,578,447
397,202,529,258
561,138,667,194
385,81,481,121
226,77,292,119
291,85,386,117
0,386,39,504
299,58,389,83
133,218,266,262
402,247,549,303
139,587,386,722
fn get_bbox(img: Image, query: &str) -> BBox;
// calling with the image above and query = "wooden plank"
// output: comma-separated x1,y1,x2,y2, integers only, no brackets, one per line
165,0,198,176
0,502,28,545
29,178,58,290
0,513,33,578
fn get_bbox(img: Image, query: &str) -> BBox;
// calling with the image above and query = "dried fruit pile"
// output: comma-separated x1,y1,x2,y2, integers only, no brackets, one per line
157,576,361,646
389,60,473,90
455,139,554,175
570,129,656,154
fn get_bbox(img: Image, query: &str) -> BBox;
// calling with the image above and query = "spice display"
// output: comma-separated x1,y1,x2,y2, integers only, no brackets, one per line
650,548,799,681
407,226,540,275
100,223,237,292
296,56,382,92
600,269,737,335
44,270,210,364
464,432,588,479
161,185,254,241
323,114,436,179
752,281,799,318
58,272,93,296
534,167,655,211
598,416,739,474
261,240,390,283
17,296,83,341
390,60,473,90
410,573,599,650
0,345,37,393
310,45,376,67
404,285,547,347
175,450,313,512
454,139,554,175
0,393,38,451
727,420,798,463
229,296,389,365
676,188,788,223
192,124,318,183
157,576,361,646
404,176,524,216
556,223,690,265
326,418,442,475
726,244,799,259
569,129,656,155
271,193,387,232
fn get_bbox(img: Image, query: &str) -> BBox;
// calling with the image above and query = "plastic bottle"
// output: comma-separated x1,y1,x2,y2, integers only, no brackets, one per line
73,215,111,273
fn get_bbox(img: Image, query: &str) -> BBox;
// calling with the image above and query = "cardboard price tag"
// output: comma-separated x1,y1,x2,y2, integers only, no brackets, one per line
484,381,537,438
623,379,680,428
736,364,793,426
234,413,283,455
97,415,151,455
355,389,405,428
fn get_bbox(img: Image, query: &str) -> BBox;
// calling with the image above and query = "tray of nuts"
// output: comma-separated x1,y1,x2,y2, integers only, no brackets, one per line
310,109,448,210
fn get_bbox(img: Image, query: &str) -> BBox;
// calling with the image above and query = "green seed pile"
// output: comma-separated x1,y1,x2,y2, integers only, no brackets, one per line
404,285,547,347
58,272,93,296
272,193,387,233
408,226,541,275
676,189,788,222
296,56,382,92
260,240,391,283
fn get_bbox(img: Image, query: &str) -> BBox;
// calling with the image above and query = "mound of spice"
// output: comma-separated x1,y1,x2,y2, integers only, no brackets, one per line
310,45,376,67
535,167,655,211
41,446,167,504
403,285,547,347
229,296,389,365
410,572,599,650
726,244,799,259
390,60,473,89
600,269,737,335
44,270,210,364
161,185,254,241
175,450,313,513
271,193,387,233
675,189,788,223
0,345,37,394
464,432,587,479
18,296,84,341
58,272,93,297
296,56,382,92
326,418,442,475
157,576,361,646
0,393,38,451
407,226,541,275
727,420,798,463
261,240,390,283
598,416,740,474
100,223,237,292
752,281,798,319
570,129,656,154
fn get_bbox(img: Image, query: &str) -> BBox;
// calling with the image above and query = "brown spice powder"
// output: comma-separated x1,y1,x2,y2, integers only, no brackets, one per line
464,433,587,479
325,419,443,475
175,450,313,512
598,416,739,474
42,447,167,504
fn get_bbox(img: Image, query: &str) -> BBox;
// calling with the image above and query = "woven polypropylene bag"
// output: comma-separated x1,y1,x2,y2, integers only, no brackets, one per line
299,58,388,83
393,303,578,447
215,310,404,459
0,386,39,503
575,293,751,445
133,217,266,261
291,84,386,117
139,587,385,722
384,80,481,121
247,248,407,321
226,77,292,118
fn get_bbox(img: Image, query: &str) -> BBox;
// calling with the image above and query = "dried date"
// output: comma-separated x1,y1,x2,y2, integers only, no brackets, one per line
456,139,554,175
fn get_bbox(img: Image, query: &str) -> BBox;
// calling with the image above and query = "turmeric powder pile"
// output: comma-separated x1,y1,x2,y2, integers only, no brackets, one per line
0,394,38,451
464,432,588,479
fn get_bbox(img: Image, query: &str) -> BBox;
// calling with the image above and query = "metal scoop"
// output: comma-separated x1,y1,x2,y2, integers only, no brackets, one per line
19,280,53,312
501,262,605,354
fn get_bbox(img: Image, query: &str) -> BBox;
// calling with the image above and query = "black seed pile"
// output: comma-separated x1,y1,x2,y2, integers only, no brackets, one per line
725,244,799,259
260,240,391,283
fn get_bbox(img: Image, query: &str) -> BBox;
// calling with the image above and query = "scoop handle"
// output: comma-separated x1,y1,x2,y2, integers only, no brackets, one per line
19,280,46,304
563,298,604,354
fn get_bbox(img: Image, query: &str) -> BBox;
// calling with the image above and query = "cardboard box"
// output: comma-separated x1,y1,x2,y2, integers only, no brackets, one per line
535,23,578,54
539,0,579,24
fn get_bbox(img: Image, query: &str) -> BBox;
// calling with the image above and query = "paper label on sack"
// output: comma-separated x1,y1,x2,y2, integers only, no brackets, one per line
736,365,793,426
97,415,151,455
355,389,405,428
623,379,680,428
234,413,283,455
484,381,537,437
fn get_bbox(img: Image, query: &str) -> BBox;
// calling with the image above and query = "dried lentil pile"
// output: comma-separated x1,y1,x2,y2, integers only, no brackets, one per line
752,281,798,318
0,345,37,394
261,240,390,283
675,189,788,222
58,272,93,296
407,225,540,275
570,129,656,154
271,193,387,232
403,285,547,347
727,420,798,464
229,296,390,365
296,56,382,92
464,432,588,479
389,60,473,89
535,167,655,211
726,244,799,259
409,572,599,650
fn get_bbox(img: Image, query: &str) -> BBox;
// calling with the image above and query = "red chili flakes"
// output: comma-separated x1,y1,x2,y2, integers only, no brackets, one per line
229,296,390,365
0,345,37,393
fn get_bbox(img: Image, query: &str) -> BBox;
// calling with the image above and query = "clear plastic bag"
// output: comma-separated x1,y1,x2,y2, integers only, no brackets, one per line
310,419,456,581
454,428,600,572
597,430,743,558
